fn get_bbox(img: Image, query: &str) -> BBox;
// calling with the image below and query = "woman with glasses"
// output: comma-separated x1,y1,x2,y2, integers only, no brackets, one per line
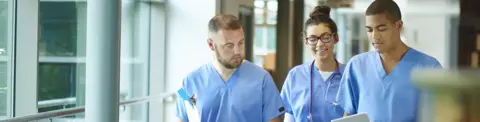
280,5,345,122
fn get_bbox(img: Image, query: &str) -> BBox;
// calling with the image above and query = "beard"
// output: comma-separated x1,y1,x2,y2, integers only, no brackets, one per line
214,45,244,69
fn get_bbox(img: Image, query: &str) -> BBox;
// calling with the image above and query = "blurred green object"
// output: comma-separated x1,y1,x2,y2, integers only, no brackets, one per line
412,69,480,122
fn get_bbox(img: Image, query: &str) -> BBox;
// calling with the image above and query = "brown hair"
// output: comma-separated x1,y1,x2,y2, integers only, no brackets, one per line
208,14,243,33
304,6,338,36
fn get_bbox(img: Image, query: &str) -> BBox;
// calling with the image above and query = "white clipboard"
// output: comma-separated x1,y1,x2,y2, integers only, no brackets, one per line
177,88,200,122
331,113,370,122
184,100,200,122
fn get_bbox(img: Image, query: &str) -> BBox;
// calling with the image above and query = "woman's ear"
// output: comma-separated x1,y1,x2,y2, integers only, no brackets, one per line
333,34,339,44
302,32,308,45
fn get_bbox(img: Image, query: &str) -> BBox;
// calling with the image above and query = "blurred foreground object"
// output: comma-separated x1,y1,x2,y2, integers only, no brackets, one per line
459,0,480,68
472,34,480,68
413,69,480,122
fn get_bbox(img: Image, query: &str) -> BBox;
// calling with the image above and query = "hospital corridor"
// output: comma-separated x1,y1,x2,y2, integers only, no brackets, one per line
0,0,479,122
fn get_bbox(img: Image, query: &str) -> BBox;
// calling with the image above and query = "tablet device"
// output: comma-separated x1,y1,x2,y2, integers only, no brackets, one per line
331,113,370,122
177,88,200,121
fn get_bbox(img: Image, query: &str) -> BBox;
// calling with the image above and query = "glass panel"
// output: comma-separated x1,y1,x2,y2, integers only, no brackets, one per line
254,26,264,48
254,8,263,24
0,0,13,118
38,2,152,121
254,1,264,8
119,1,151,120
38,1,86,113
0,62,8,117
38,63,83,112
0,1,10,54
267,1,277,12
266,11,277,24
267,26,276,51
266,0,277,25
39,2,85,57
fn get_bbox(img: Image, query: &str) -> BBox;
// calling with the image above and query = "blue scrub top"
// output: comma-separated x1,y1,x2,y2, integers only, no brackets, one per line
175,61,285,122
336,48,442,122
280,61,345,122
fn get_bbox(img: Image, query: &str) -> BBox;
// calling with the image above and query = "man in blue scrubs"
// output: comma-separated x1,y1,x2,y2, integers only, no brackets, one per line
336,0,442,122
175,14,284,122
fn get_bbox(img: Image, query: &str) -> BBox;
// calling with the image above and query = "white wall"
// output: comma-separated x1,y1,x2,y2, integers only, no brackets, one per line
164,0,217,122
401,0,459,68
337,0,458,68
163,0,254,121
403,15,449,67
163,0,253,121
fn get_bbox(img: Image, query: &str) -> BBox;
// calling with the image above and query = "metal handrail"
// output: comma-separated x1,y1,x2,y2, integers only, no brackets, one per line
38,97,77,108
37,93,129,109
0,92,176,122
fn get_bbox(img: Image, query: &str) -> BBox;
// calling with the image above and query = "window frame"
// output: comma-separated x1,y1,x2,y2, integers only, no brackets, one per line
254,0,277,55
14,0,39,117
37,0,88,115
0,0,16,119
10,0,167,121
143,1,167,122
34,0,165,121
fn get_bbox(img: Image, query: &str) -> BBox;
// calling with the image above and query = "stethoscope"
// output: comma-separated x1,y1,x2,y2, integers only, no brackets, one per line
306,60,341,121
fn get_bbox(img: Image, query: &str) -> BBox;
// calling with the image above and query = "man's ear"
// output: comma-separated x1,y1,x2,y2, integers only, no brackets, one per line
396,20,403,31
207,39,215,51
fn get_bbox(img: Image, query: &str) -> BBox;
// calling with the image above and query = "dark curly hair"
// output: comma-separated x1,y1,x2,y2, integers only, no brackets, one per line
304,5,338,36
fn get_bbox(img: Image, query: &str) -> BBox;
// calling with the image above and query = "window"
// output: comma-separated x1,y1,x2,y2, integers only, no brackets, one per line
254,0,277,66
37,0,154,121
38,1,87,112
266,1,277,24
254,27,264,48
0,0,14,118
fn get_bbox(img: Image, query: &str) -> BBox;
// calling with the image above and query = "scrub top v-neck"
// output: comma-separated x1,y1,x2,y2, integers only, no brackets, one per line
176,61,285,122
337,48,442,122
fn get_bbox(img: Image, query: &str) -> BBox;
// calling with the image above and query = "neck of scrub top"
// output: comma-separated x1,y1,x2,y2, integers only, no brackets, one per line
212,60,242,82
379,41,409,62
314,57,337,72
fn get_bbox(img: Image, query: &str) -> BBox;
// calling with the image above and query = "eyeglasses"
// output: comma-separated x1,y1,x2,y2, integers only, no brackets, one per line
305,33,335,45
